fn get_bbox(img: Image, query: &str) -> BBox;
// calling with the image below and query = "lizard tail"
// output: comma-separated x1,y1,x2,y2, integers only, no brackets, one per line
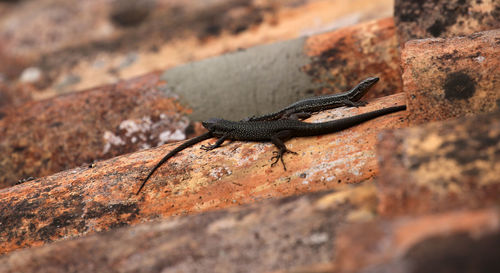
136,132,213,195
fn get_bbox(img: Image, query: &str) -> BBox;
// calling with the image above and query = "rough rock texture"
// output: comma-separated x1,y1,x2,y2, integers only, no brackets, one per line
0,0,393,100
376,110,500,217
0,183,378,273
303,17,401,99
340,106,500,270
0,80,33,108
0,94,407,255
401,29,500,124
394,0,500,46
0,72,196,189
334,208,500,273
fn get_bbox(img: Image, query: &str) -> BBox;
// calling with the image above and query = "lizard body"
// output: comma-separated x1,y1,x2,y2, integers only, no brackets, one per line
246,77,379,121
137,104,405,194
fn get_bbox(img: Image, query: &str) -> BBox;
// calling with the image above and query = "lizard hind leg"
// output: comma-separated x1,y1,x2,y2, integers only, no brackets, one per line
270,149,297,170
343,99,368,107
287,112,311,120
270,130,296,171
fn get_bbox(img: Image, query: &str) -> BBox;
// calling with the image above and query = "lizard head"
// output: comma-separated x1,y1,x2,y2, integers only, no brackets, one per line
349,76,379,100
202,118,231,136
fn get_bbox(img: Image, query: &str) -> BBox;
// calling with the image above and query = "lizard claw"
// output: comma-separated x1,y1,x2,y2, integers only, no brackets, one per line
270,149,296,170
270,153,280,167
200,144,215,151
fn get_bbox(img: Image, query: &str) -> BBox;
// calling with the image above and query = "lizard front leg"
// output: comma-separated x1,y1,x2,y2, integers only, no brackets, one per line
286,112,312,120
343,99,368,107
200,133,229,151
270,130,297,170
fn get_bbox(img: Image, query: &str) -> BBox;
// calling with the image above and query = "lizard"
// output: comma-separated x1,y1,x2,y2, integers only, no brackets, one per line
136,104,406,194
245,76,379,121
137,77,378,194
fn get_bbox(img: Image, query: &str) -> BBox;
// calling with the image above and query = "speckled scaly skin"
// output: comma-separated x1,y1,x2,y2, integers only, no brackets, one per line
246,77,379,121
204,105,406,141
137,104,405,194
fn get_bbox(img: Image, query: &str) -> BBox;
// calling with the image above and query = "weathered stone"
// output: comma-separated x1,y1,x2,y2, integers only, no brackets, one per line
395,0,500,46
333,208,500,273
303,17,401,100
377,111,500,217
0,80,33,108
401,29,500,124
0,183,377,272
0,72,194,189
0,93,407,254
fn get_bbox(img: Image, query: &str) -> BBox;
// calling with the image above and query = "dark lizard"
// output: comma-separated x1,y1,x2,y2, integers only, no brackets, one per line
245,76,379,121
136,105,406,194
137,77,378,194
137,132,213,194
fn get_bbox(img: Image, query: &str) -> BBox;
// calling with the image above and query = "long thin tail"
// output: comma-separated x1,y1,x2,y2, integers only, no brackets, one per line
296,105,407,136
136,132,213,195
330,105,407,131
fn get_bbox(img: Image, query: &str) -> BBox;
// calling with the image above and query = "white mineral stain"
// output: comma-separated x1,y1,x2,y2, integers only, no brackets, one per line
234,143,266,167
158,129,186,146
102,131,125,154
20,67,41,83
474,55,485,63
209,167,232,180
119,117,152,137
104,114,191,152
306,232,329,245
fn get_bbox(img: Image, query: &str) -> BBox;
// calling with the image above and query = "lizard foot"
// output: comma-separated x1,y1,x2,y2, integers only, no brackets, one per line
200,144,217,151
270,150,297,170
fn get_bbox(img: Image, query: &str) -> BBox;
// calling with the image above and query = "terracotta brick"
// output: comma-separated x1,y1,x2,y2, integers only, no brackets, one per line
0,183,377,272
401,29,500,124
376,111,500,217
303,17,401,100
0,93,407,254
395,0,500,46
0,72,195,189
333,208,500,273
